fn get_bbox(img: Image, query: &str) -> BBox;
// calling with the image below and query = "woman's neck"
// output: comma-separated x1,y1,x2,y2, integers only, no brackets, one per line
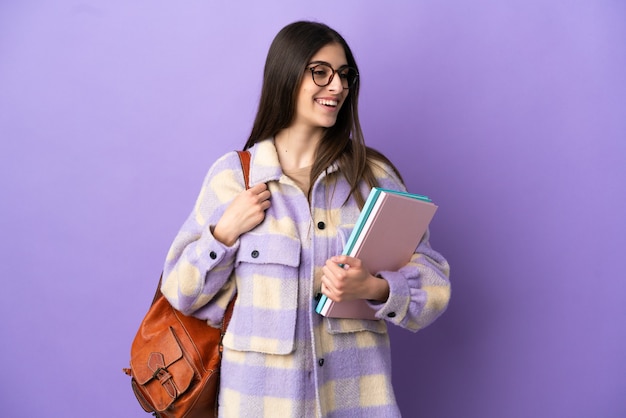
274,127,323,171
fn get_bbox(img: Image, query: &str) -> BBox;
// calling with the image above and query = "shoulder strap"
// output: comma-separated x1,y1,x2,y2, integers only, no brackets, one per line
236,150,251,189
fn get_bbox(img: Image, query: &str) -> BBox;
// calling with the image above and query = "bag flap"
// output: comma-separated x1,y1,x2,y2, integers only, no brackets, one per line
130,327,196,412
130,327,185,384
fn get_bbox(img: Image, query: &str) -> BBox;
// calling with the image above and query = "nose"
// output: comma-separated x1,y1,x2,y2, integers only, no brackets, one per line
327,72,345,92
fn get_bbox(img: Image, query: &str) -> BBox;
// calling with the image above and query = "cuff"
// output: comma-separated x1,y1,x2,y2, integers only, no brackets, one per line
367,270,410,324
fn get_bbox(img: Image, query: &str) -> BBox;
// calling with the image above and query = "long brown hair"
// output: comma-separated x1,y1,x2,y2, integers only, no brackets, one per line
244,21,402,207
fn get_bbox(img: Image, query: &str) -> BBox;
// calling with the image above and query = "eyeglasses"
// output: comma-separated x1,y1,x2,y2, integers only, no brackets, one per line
306,61,359,89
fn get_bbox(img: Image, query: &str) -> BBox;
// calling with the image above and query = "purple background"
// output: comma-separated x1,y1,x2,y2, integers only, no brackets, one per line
1,1,625,417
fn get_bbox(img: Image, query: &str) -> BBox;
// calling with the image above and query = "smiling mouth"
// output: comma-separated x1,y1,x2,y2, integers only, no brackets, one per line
315,98,338,107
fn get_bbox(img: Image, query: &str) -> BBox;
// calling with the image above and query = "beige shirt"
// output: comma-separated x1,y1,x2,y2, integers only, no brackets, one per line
283,165,312,196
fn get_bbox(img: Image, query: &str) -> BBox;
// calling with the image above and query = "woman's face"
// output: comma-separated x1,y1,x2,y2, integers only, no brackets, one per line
292,43,350,133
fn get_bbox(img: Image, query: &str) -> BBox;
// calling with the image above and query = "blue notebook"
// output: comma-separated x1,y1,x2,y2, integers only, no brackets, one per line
315,187,437,320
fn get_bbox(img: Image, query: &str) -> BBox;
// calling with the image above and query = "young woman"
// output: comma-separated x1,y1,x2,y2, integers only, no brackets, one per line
161,21,451,417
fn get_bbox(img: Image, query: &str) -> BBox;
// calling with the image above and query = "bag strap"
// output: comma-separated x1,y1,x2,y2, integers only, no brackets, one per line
221,150,251,331
237,149,251,189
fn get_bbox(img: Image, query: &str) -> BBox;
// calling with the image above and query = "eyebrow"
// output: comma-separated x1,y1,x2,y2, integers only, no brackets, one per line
307,60,349,69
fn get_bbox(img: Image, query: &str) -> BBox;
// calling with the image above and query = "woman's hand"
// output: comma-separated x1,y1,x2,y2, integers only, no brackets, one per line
212,183,271,246
321,255,390,303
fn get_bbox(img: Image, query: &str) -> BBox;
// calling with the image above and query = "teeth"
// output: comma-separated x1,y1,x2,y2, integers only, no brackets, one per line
316,99,338,107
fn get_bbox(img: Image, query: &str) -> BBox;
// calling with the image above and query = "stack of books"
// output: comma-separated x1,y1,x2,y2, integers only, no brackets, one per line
315,187,438,320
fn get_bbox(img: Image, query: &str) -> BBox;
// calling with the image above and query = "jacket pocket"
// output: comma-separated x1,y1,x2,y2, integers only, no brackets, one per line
325,317,388,335
223,232,301,355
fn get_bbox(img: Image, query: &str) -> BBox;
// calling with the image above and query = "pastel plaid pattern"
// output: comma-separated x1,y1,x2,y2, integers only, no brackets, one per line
162,139,451,417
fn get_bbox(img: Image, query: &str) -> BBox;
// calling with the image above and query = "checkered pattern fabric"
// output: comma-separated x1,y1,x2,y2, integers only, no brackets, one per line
162,139,451,417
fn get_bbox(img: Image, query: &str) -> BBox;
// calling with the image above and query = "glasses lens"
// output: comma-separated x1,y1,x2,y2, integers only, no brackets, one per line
311,64,333,87
339,67,358,88
309,64,358,88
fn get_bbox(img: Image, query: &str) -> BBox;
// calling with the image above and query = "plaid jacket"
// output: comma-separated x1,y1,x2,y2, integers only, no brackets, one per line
162,139,451,417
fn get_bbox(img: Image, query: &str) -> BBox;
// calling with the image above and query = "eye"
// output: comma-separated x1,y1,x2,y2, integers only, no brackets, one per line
311,66,330,77
338,67,354,79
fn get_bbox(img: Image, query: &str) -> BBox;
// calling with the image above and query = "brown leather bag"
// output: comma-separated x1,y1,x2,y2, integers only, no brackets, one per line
123,150,251,418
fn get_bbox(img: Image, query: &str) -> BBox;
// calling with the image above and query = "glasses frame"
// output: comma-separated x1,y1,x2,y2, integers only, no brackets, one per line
306,61,359,89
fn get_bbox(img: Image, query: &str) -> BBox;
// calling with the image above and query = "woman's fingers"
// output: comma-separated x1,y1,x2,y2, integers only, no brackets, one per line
213,183,271,245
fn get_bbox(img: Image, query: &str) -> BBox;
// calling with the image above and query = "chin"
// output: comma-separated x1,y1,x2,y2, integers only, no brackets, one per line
319,117,339,128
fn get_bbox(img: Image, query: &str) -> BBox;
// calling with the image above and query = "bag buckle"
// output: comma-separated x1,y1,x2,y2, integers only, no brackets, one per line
149,353,178,399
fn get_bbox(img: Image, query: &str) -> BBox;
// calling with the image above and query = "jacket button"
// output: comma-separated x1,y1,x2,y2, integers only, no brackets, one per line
251,250,259,258
318,358,325,367
209,251,217,260
387,312,396,318
317,221,325,230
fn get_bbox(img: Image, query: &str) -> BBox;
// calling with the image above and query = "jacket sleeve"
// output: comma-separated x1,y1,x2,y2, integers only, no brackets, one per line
366,161,451,331
160,151,244,325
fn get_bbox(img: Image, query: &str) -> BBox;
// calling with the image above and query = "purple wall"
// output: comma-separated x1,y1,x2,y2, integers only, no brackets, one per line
1,1,624,417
